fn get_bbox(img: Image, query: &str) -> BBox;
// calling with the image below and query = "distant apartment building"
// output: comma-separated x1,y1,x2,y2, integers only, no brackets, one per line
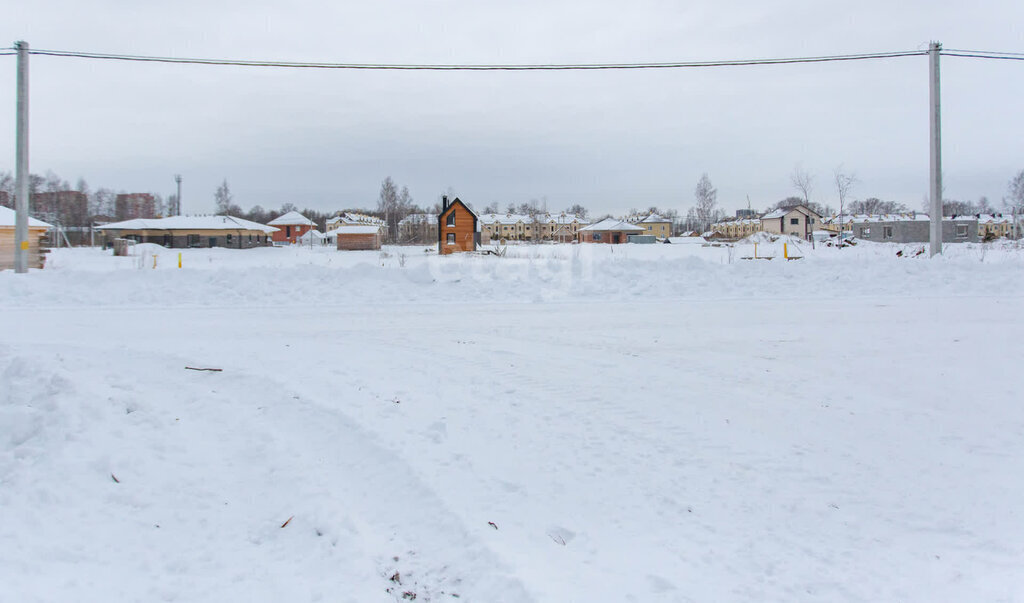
31,190,89,227
115,193,158,220
735,208,758,219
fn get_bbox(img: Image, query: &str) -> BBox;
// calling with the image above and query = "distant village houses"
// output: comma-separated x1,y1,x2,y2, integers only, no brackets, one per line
478,212,589,244
625,213,673,239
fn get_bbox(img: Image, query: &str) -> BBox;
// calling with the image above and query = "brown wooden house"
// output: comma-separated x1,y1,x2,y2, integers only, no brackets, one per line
437,196,479,254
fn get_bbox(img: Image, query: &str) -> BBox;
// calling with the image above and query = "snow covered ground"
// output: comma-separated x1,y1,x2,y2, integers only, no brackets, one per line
2,242,1023,602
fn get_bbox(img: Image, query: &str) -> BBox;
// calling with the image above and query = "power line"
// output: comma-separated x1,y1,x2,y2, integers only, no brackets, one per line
18,47,929,71
944,48,1024,57
940,50,1024,61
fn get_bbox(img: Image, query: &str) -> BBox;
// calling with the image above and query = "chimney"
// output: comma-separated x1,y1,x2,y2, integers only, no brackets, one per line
442,195,449,211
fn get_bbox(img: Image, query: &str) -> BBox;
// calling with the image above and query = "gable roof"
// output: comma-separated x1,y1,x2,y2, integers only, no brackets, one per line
762,204,821,220
0,205,53,228
579,217,645,232
267,210,316,226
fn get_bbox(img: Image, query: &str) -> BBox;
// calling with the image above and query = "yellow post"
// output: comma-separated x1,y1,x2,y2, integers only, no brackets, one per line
153,255,158,269
784,243,788,259
178,252,182,268
754,243,758,259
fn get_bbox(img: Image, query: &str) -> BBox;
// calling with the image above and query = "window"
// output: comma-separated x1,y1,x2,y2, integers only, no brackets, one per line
187,234,200,247
956,224,968,237
446,213,456,227
286,225,291,237
226,234,234,245
593,233,602,241
860,227,870,237
790,218,800,225
883,226,893,239
447,233,455,245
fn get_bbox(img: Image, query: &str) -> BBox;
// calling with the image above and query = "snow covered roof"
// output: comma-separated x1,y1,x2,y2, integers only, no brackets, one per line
579,218,645,232
399,213,437,225
0,205,53,228
478,212,589,225
763,205,820,220
977,213,1012,224
327,212,385,226
714,218,760,226
96,215,278,233
267,211,315,226
640,213,670,223
330,224,382,235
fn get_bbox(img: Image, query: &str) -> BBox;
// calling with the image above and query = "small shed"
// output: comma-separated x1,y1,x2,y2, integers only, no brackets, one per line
335,224,382,250
1,206,52,270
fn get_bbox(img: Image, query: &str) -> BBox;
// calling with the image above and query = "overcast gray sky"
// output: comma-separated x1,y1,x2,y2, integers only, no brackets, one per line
2,0,1022,216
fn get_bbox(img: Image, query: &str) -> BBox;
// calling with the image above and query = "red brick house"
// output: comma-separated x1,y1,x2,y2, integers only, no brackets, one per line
437,196,479,254
268,210,317,244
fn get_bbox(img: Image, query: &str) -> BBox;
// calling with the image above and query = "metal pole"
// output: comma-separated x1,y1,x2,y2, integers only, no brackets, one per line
14,41,30,273
174,174,182,216
929,41,943,257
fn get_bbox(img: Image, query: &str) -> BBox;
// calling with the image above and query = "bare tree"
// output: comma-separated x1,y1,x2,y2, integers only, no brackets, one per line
377,177,400,242
693,173,718,232
0,171,13,207
1008,169,1024,238
848,197,906,215
565,203,588,219
834,166,857,247
791,165,814,206
214,179,233,214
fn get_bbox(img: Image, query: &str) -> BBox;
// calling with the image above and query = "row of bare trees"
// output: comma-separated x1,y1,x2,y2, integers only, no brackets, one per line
0,169,167,227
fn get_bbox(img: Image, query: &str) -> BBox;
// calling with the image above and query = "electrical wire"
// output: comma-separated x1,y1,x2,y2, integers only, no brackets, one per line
20,48,928,70
940,50,1024,61
943,48,1024,57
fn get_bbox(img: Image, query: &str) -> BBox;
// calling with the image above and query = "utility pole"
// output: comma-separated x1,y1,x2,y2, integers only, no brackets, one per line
14,41,30,273
929,41,943,257
174,174,182,216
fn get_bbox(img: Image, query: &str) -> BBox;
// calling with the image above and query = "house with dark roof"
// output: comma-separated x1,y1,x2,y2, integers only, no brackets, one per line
437,196,479,254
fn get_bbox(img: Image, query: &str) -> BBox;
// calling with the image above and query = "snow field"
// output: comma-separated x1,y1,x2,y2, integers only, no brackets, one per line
1,242,1023,601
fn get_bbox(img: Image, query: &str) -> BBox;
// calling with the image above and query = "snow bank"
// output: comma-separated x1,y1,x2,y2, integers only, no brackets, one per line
3,242,1022,308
